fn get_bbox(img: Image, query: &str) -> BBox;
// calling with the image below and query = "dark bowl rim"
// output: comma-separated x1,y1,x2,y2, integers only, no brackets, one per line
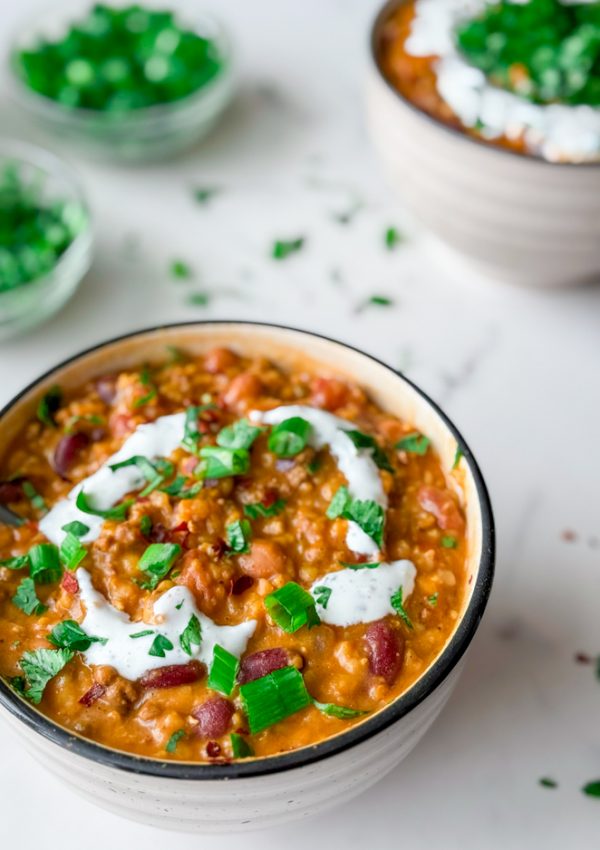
369,0,600,171
0,319,495,780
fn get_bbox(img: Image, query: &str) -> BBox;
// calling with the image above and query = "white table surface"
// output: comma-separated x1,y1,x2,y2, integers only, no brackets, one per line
1,1,600,846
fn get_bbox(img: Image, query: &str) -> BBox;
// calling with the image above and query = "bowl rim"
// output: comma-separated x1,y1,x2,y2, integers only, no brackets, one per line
369,0,600,171
6,3,234,124
0,320,495,780
0,138,92,300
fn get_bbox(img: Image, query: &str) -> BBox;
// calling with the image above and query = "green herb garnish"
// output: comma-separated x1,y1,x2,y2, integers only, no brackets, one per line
129,629,155,639
166,729,186,753
19,647,73,703
385,227,404,250
265,581,320,633
148,634,174,658
179,614,202,656
29,543,62,584
37,386,62,427
48,619,107,652
230,733,254,758
133,366,157,409
582,780,600,798
343,428,393,472
217,419,262,450
390,586,413,630
427,593,439,607
207,644,239,695
226,519,252,554
140,515,152,537
110,455,174,496
160,476,203,500
268,417,312,458
198,446,250,479
244,499,286,519
313,585,332,609
396,432,430,455
13,577,47,615
62,520,89,537
59,532,87,571
240,665,312,734
441,535,457,549
171,260,192,279
539,777,558,789
193,187,220,205
0,555,29,570
313,700,368,719
453,447,463,469
76,490,133,521
339,561,381,570
22,480,47,513
272,237,305,260
326,486,385,548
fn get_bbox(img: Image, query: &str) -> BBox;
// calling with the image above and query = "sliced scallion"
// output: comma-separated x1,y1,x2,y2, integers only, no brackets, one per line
267,417,311,458
59,532,87,571
29,543,62,584
207,644,239,696
138,542,181,590
265,581,320,633
240,665,311,734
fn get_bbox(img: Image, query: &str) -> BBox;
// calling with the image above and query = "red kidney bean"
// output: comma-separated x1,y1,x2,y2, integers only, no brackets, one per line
237,648,289,684
140,662,204,689
311,377,349,412
0,480,23,503
95,375,117,404
231,575,254,596
206,741,222,758
61,571,79,594
53,432,89,477
79,682,106,706
192,696,234,738
364,620,405,685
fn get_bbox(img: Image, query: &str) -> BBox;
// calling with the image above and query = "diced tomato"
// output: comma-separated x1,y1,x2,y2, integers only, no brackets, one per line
61,571,79,594
417,485,465,532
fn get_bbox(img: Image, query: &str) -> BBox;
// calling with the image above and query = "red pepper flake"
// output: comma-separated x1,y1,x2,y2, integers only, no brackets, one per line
208,538,227,560
575,652,593,665
171,521,189,534
206,741,221,758
79,682,106,706
61,571,79,594
561,529,577,543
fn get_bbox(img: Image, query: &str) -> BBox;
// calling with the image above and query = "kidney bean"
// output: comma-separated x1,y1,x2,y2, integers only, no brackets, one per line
221,373,263,409
79,682,106,706
364,620,405,685
53,432,89,477
206,741,222,758
311,377,349,412
140,661,204,689
230,574,254,596
204,347,238,374
237,648,289,684
417,485,465,533
238,539,287,578
0,480,23,503
95,375,117,404
192,696,234,738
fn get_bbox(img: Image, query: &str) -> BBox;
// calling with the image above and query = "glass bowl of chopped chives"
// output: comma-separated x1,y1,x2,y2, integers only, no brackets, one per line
7,1,235,162
0,140,91,339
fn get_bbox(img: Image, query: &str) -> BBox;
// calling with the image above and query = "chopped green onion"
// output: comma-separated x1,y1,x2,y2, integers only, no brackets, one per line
29,543,62,584
265,581,320,633
244,499,286,519
343,429,393,472
62,520,89,537
19,647,73,704
37,386,62,428
453,447,463,469
226,519,252,554
138,543,181,590
230,733,254,758
313,585,332,609
166,729,186,753
268,417,312,458
0,555,29,570
272,237,305,260
59,533,87,571
390,586,413,630
339,561,381,570
396,432,430,455
313,700,368,719
217,419,262,450
13,577,46,615
22,480,47,513
198,446,250,479
109,455,173,497
179,614,202,656
48,619,107,652
240,666,311,734
181,404,216,455
193,187,220,205
140,515,152,537
148,634,174,658
207,644,239,696
129,629,155,639
441,535,457,549
133,366,157,409
75,490,133,520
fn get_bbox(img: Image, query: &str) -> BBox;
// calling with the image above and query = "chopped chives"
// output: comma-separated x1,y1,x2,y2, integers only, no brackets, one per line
166,729,186,753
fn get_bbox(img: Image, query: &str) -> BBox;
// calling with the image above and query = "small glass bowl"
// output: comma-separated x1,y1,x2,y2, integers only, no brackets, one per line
0,140,92,340
7,0,235,163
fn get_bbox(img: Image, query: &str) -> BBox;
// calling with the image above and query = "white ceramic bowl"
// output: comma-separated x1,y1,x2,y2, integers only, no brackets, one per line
366,0,600,288
0,322,494,832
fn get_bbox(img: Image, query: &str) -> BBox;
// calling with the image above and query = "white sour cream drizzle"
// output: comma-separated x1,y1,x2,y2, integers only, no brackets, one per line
77,569,257,681
310,561,417,627
40,412,186,546
249,405,387,558
405,0,600,163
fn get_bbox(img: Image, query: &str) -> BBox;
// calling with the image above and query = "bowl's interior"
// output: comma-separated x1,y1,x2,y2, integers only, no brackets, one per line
0,322,493,775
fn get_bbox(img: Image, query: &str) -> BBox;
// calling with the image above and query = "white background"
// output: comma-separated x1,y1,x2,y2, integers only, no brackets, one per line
1,1,600,847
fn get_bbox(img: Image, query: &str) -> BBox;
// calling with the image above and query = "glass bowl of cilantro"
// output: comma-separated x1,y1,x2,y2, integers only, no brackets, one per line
7,1,234,162
0,140,91,339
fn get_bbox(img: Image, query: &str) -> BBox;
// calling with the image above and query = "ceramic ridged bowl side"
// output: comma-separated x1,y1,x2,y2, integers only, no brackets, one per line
366,3,600,288
0,322,494,831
